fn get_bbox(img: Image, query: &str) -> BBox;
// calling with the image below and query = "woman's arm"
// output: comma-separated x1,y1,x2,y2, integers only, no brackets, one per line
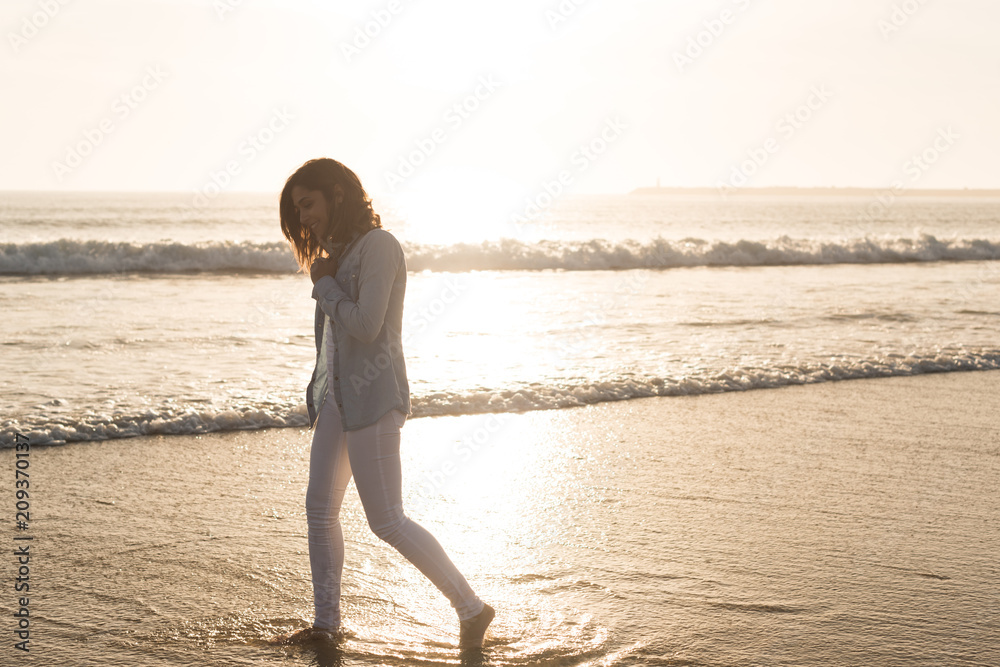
311,230,402,344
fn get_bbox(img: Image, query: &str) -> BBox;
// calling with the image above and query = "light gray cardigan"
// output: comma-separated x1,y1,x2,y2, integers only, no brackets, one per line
306,228,411,431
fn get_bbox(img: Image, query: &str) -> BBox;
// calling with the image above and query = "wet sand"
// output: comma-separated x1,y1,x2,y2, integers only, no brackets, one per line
5,370,999,666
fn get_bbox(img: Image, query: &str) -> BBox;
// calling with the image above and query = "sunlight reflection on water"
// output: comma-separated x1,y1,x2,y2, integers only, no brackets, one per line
14,370,1000,666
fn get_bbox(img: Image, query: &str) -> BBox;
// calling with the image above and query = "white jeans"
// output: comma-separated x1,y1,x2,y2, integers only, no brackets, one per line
306,392,484,629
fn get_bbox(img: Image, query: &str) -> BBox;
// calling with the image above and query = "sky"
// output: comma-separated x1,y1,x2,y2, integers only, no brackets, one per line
1,0,998,203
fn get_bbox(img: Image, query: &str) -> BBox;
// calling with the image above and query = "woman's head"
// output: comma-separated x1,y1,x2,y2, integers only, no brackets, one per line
279,158,382,271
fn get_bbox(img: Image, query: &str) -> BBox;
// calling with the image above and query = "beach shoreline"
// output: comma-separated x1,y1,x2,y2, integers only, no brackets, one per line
4,369,998,666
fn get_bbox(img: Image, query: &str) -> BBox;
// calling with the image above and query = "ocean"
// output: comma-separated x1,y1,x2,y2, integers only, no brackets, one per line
1,191,998,447
1,192,998,666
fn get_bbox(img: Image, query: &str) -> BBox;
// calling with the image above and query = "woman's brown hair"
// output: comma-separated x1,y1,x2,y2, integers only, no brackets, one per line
279,158,382,272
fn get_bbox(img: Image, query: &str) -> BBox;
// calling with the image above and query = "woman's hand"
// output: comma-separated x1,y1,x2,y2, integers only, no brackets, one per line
310,256,338,285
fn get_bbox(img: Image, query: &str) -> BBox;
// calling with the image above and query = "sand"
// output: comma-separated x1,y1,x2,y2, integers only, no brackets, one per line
4,370,998,666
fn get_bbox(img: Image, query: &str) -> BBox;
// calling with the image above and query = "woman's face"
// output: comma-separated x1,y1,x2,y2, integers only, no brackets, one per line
291,185,332,242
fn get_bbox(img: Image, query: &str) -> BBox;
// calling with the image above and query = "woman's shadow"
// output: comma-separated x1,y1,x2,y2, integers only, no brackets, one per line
309,641,345,667
459,647,493,667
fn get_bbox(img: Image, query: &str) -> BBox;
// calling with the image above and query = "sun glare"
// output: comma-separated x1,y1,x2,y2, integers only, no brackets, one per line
386,167,526,244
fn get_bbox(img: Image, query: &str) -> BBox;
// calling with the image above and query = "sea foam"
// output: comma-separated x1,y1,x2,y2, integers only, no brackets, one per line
2,235,999,275
3,349,997,446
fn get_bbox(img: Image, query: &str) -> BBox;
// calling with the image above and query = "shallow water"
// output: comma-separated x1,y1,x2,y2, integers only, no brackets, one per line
3,192,999,664
7,371,998,666
3,192,1000,446
3,260,999,446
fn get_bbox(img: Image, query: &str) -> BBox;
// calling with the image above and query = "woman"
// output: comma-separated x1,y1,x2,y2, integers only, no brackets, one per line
278,158,494,649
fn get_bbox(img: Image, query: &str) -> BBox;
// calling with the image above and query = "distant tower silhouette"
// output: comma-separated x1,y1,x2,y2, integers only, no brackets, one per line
656,177,661,188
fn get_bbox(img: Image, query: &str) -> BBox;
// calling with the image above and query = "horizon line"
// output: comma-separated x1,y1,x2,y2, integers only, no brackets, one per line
4,185,1000,197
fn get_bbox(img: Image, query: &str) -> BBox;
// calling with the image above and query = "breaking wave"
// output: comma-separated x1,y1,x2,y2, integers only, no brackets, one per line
2,235,999,275
3,349,997,447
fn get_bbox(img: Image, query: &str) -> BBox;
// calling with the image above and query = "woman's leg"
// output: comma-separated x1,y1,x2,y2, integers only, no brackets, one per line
346,410,485,621
305,394,353,630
